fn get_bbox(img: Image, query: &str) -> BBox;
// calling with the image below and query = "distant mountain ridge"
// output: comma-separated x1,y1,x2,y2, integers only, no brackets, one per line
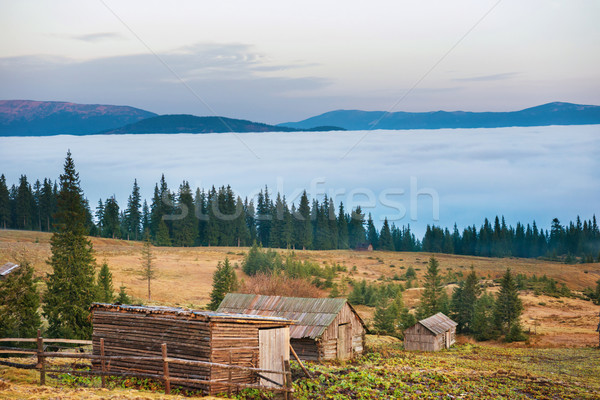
278,102,600,130
0,100,157,136
1,100,598,136
99,114,298,134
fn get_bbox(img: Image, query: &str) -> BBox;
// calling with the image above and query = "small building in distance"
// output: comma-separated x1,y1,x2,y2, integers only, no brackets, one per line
404,312,457,352
217,293,366,361
355,242,373,251
0,262,19,281
90,303,293,395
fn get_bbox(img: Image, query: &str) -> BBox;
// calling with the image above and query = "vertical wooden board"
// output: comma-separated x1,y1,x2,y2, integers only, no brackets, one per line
336,324,350,360
259,327,289,388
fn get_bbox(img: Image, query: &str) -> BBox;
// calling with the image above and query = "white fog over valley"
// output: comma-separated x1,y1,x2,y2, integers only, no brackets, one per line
1,124,598,235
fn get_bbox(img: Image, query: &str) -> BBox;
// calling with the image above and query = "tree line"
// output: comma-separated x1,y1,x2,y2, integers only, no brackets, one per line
1,173,598,261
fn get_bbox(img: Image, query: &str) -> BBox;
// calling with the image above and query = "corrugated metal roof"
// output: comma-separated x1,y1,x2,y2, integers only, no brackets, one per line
217,294,356,339
418,312,457,335
90,303,293,324
0,262,19,277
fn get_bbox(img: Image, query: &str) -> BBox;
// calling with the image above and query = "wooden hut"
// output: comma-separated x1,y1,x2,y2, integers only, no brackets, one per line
404,312,457,351
0,262,19,280
90,303,293,395
217,294,366,361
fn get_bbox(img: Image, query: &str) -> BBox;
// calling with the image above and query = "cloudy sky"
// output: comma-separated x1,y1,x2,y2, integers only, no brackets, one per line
1,0,599,123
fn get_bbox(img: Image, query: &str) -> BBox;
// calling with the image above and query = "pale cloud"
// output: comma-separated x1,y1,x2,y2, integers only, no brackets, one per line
70,32,125,42
0,125,598,236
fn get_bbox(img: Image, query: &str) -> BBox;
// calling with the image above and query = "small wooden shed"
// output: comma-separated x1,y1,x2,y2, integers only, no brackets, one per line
217,294,366,361
0,262,19,280
404,312,457,352
90,303,293,395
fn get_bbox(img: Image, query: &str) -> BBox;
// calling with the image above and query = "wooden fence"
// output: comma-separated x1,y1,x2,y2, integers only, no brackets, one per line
0,330,294,398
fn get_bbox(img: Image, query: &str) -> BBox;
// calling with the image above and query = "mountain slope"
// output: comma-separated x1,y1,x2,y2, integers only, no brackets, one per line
279,102,600,130
0,100,157,136
98,114,301,134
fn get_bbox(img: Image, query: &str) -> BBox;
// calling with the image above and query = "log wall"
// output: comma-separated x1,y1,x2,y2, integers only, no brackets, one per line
92,308,291,395
318,303,365,361
403,323,457,352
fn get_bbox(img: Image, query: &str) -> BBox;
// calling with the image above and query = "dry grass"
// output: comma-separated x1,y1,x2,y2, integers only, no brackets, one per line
1,229,599,347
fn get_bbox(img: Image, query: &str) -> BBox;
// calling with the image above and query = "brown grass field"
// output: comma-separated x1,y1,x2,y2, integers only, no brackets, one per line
1,229,599,348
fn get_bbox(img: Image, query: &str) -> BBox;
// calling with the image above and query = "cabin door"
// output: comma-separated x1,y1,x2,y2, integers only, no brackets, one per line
259,327,290,387
337,323,351,360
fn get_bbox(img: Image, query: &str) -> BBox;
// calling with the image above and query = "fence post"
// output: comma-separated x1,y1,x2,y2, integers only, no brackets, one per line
162,343,170,395
224,351,231,395
284,358,292,400
100,338,106,388
36,329,45,385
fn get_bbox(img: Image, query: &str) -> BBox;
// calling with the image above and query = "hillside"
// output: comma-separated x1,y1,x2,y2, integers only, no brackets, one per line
279,102,600,130
1,229,598,348
97,114,298,134
0,100,156,136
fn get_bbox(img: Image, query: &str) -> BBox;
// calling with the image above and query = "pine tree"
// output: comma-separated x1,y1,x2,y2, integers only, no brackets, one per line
450,267,480,333
348,206,366,248
493,268,524,340
366,213,379,249
471,292,497,341
379,218,395,251
102,196,120,238
208,258,238,310
172,181,198,246
44,151,97,339
337,202,349,249
15,175,34,230
116,284,132,304
0,174,10,229
124,179,142,240
417,256,445,319
0,261,41,338
139,233,157,301
155,219,172,246
96,262,114,303
294,191,312,250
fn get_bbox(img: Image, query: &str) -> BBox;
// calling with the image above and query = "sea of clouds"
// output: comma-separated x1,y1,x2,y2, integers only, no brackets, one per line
1,125,598,236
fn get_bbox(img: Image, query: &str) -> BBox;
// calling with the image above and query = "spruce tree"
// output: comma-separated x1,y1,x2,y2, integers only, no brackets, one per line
337,203,349,249
366,213,379,249
208,258,238,310
471,292,497,341
0,261,41,338
379,218,395,251
124,179,142,240
494,268,524,340
116,284,132,304
96,262,114,303
139,233,157,301
0,174,10,229
450,267,480,333
173,181,198,247
417,256,445,319
44,151,97,339
348,206,366,248
295,191,312,250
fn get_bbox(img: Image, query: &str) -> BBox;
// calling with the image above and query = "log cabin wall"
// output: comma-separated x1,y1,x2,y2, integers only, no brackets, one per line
91,304,292,396
404,323,438,352
92,308,212,393
318,303,366,360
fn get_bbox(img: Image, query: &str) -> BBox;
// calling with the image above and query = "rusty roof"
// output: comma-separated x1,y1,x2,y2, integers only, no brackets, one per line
217,293,365,340
418,312,457,335
90,303,294,325
0,262,19,277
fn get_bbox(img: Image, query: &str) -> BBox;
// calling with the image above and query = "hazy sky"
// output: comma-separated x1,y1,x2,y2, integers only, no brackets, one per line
1,1,599,123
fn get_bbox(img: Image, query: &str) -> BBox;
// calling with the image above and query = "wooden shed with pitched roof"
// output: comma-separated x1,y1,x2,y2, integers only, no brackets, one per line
217,294,366,361
90,303,294,394
404,312,457,351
